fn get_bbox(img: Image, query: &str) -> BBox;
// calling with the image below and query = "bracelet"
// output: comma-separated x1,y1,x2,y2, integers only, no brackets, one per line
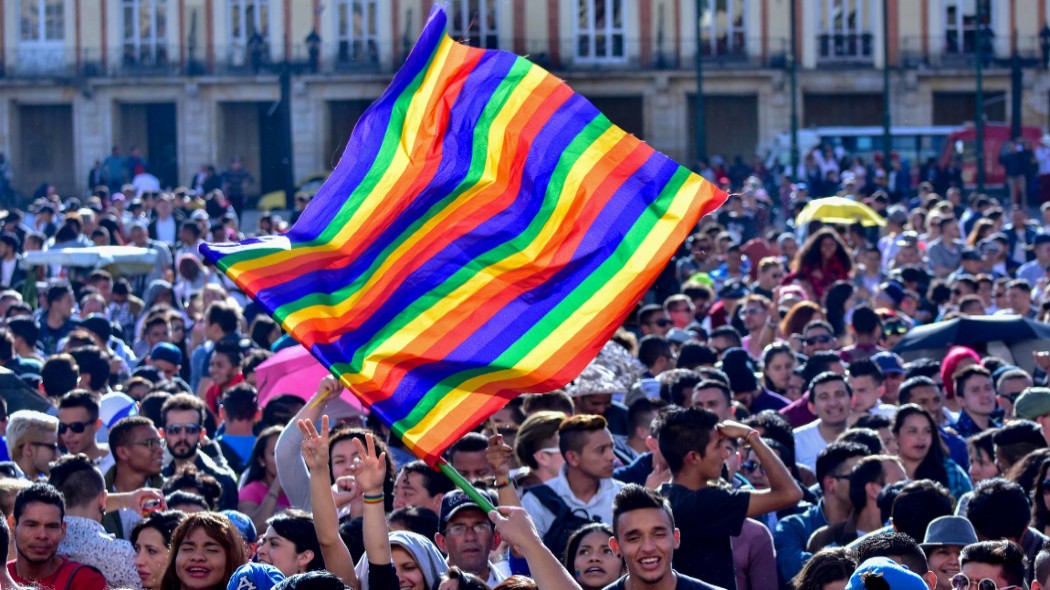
494,479,511,489
745,430,759,445
266,492,279,499
362,493,385,504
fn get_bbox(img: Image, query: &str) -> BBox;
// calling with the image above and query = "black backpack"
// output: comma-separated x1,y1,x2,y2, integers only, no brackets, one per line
525,484,601,560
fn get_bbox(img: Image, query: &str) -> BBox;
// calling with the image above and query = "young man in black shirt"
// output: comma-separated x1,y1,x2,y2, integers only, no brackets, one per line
604,484,722,590
658,407,803,590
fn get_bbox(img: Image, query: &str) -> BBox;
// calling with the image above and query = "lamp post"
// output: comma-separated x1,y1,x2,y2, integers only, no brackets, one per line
695,0,707,165
975,2,986,192
789,0,799,182
882,0,891,163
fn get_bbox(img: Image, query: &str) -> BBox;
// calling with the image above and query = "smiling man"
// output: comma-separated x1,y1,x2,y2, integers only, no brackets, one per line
605,484,722,590
7,483,106,589
794,372,854,471
57,392,112,476
953,365,1001,438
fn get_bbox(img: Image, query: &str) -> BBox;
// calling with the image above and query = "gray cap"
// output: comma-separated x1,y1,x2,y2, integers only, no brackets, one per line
921,515,978,550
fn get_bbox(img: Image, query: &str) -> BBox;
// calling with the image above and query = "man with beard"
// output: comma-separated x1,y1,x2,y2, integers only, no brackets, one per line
7,483,105,589
160,393,238,510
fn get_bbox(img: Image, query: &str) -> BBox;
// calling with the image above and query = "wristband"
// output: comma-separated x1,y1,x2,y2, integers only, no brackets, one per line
495,479,511,489
362,493,385,504
745,430,759,445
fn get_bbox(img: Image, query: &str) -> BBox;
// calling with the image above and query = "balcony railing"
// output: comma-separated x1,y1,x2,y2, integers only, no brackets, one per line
0,34,798,80
899,35,1045,69
815,32,875,65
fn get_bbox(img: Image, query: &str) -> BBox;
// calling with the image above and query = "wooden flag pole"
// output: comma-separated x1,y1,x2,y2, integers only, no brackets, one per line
436,459,497,513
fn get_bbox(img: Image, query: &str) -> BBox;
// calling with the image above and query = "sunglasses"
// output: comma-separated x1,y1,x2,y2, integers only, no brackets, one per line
58,420,92,435
741,460,765,474
801,335,833,346
650,319,672,328
952,574,1018,590
164,423,201,436
883,322,908,335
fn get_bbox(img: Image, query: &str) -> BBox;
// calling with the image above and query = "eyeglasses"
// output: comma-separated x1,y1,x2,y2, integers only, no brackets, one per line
741,460,765,474
29,442,58,452
128,438,165,450
743,308,766,315
802,335,833,346
445,523,493,537
164,423,201,436
58,420,92,435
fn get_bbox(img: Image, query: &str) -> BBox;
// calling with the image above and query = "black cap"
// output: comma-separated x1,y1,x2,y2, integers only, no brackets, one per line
438,489,497,531
960,247,981,261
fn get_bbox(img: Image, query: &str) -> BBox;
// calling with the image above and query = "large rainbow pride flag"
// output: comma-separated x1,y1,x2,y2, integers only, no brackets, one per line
201,7,726,466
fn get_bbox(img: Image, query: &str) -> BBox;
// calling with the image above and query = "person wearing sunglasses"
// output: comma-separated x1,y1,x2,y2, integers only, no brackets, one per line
637,304,673,338
57,391,113,476
6,410,59,480
159,393,239,511
960,540,1027,590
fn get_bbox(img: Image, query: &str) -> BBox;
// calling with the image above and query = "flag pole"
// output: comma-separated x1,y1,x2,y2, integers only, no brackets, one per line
436,459,497,513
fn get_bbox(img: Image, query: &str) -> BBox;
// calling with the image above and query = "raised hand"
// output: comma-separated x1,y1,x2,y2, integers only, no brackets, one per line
311,375,342,408
488,506,541,552
332,475,360,508
716,420,755,440
348,433,387,495
486,433,514,480
298,415,331,473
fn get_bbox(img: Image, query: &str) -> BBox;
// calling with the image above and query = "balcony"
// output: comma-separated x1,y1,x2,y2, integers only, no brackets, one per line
899,35,1045,70
815,32,875,66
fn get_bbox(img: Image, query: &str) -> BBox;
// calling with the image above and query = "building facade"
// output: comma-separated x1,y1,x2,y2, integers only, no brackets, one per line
2,0,1049,198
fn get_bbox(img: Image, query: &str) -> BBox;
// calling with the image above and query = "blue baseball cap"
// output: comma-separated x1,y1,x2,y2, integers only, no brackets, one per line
846,557,927,590
226,563,285,590
220,510,258,545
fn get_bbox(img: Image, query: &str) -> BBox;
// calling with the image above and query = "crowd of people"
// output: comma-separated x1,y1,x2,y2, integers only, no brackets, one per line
0,147,1049,590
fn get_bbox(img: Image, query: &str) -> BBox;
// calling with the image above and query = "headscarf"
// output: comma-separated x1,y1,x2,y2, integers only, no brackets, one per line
941,345,981,399
354,530,449,590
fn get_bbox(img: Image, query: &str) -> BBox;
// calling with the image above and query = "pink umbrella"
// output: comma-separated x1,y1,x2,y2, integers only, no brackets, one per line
255,344,365,412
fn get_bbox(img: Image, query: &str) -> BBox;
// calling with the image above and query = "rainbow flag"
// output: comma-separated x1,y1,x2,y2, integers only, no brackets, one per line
200,7,725,466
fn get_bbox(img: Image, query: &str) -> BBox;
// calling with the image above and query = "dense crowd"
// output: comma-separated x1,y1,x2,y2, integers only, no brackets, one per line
1,152,1050,590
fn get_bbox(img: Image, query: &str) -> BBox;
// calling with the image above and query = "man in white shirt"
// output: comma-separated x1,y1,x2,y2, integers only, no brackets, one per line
794,372,853,471
520,414,624,556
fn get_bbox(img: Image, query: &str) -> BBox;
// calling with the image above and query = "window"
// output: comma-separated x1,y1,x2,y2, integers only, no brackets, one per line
229,0,270,61
575,0,625,62
336,0,379,64
698,0,747,57
448,0,498,49
122,0,167,66
943,0,991,54
19,0,64,42
816,0,875,61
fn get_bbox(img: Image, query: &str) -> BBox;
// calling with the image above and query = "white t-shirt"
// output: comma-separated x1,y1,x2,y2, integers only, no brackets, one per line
793,421,830,472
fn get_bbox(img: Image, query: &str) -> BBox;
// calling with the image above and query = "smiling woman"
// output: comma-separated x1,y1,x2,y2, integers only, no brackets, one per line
158,512,247,590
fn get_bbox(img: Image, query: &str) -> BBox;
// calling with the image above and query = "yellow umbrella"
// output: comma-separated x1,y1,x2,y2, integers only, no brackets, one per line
796,196,886,228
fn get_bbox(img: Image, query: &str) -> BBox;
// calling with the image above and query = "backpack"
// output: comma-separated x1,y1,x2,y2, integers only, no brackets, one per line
51,559,101,590
525,484,601,560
